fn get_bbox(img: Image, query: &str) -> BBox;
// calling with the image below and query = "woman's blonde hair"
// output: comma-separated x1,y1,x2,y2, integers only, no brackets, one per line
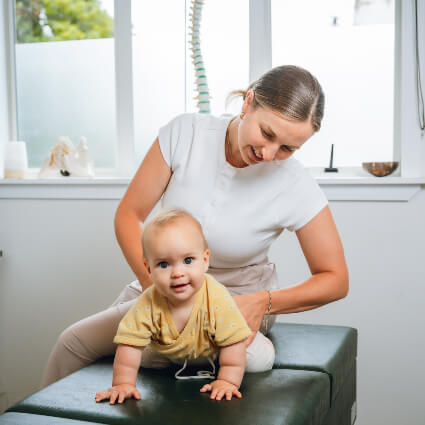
228,65,325,131
142,208,208,259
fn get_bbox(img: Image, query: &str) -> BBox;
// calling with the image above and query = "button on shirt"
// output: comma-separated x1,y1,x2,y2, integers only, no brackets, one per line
158,113,328,269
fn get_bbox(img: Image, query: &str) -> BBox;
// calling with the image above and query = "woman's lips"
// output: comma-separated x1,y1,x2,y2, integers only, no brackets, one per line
250,146,263,162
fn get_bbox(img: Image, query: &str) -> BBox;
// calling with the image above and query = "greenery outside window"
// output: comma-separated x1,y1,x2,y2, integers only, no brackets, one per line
13,0,116,169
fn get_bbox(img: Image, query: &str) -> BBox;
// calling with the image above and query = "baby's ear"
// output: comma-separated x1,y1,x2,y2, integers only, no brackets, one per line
203,249,210,271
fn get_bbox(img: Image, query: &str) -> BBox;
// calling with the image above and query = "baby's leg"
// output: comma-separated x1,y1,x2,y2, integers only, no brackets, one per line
41,287,139,388
245,332,275,372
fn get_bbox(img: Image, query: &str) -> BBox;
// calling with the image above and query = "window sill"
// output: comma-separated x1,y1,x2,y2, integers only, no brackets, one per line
0,170,424,201
0,176,131,200
311,167,424,201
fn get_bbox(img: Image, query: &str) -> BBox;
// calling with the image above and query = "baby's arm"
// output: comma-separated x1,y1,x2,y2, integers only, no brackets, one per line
95,344,144,404
200,339,246,401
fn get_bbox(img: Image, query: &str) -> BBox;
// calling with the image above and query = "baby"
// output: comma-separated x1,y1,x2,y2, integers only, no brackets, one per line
96,208,252,404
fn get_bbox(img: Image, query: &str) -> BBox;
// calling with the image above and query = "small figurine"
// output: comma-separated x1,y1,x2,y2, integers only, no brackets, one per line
39,136,95,178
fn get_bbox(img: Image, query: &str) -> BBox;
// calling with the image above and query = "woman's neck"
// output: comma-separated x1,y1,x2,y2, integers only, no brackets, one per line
226,117,247,168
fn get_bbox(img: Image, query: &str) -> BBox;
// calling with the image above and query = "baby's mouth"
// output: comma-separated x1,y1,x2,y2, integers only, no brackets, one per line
171,282,190,291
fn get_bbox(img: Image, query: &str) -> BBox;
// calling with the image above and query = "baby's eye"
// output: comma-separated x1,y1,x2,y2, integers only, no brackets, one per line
158,261,168,269
184,257,194,265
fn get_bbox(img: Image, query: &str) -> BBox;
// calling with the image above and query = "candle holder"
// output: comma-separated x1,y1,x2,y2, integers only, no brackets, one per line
324,144,338,172
4,141,28,179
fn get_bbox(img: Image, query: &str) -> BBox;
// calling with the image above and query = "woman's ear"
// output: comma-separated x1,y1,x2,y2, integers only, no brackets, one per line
241,89,254,114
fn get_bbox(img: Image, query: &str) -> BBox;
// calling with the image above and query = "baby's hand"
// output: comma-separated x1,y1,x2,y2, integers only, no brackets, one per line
200,379,242,401
95,384,141,404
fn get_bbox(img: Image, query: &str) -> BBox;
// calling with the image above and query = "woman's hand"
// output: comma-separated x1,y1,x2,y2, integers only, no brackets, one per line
200,380,242,401
95,384,141,404
233,291,269,346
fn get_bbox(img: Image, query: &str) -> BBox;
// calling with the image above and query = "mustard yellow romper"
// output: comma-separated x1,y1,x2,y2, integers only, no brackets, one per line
114,274,252,377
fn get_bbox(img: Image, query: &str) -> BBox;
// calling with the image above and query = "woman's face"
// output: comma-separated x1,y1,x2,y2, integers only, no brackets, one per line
236,91,315,165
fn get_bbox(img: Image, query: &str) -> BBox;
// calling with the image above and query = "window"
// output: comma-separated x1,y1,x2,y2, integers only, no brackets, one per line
272,0,395,168
5,0,424,179
131,0,185,164
13,0,116,168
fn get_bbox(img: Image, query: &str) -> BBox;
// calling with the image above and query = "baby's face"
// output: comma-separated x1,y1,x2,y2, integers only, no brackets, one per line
144,219,210,308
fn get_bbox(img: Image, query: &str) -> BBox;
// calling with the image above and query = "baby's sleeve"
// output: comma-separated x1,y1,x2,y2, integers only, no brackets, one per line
212,286,252,347
113,294,154,347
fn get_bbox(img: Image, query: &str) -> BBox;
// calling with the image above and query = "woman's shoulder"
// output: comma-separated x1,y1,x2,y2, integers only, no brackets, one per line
265,155,312,185
265,156,323,203
273,156,328,231
158,113,229,169
164,112,230,131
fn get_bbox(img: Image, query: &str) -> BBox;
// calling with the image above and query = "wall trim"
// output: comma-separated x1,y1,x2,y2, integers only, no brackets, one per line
0,177,423,201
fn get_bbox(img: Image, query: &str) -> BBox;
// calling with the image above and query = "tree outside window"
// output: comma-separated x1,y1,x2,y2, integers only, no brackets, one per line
13,0,116,168
15,0,113,43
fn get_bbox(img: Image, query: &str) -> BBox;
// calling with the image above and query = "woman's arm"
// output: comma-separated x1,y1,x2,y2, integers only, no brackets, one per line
234,206,349,331
115,138,172,290
270,205,349,314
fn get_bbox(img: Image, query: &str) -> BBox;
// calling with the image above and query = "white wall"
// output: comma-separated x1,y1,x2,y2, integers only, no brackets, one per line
0,199,134,408
1,192,425,424
0,0,10,411
0,1,10,178
271,193,425,425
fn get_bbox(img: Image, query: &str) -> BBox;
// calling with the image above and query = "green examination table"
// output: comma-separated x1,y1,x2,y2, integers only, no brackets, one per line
1,322,357,425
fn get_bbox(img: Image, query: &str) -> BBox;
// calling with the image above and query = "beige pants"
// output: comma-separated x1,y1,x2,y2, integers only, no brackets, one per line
41,261,278,388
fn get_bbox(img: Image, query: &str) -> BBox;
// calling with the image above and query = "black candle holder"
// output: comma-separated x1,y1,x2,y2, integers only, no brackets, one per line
324,144,338,172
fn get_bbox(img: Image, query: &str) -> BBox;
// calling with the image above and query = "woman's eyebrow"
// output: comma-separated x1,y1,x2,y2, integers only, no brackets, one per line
262,125,300,149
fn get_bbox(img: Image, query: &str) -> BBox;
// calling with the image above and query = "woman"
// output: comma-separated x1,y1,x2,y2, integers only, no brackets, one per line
41,65,349,387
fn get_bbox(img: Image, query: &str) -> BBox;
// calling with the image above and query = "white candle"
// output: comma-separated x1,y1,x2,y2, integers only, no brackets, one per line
4,141,28,179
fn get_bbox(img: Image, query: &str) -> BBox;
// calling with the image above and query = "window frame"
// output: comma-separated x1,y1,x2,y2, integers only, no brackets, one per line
1,0,424,201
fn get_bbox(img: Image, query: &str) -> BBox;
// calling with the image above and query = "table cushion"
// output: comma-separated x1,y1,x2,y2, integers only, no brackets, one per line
322,362,356,425
9,358,330,425
269,323,357,405
0,412,105,425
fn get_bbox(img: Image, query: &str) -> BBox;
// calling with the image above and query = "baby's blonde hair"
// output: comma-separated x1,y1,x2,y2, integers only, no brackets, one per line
142,208,208,259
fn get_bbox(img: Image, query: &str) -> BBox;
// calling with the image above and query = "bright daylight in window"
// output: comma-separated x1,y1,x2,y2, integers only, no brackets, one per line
272,0,395,168
14,0,116,168
131,0,248,163
14,0,394,172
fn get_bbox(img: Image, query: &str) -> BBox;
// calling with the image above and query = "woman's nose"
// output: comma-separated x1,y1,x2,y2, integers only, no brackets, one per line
261,144,279,161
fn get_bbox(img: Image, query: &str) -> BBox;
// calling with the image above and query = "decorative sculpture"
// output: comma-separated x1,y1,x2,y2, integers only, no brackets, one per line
39,136,95,178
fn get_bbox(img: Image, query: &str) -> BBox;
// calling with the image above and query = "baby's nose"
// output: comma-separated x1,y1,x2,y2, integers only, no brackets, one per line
171,268,185,278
